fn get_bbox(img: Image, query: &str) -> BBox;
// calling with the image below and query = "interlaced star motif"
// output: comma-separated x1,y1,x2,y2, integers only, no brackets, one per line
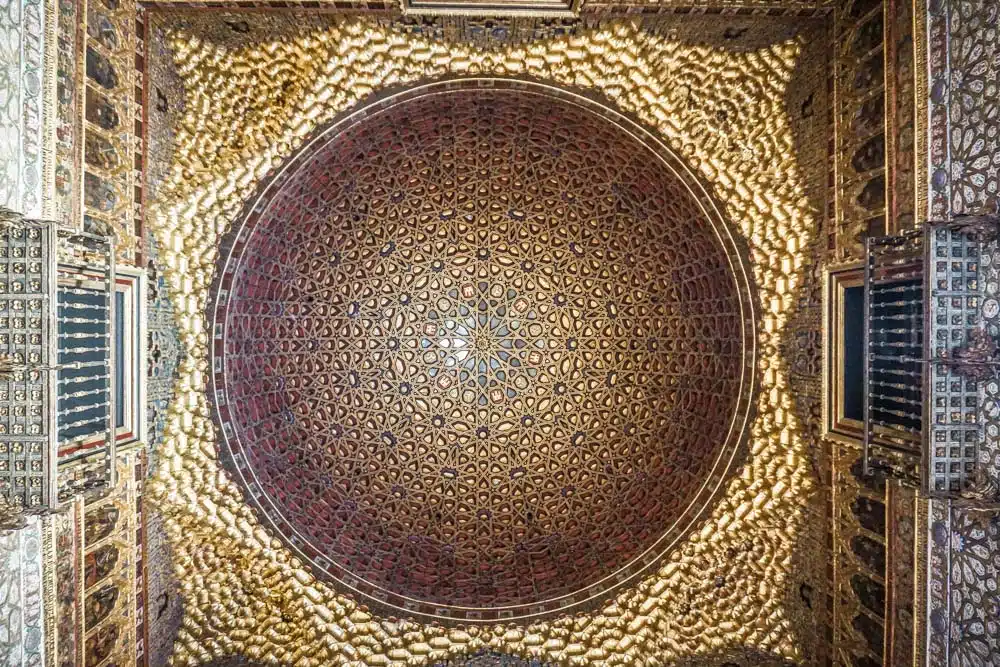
211,82,757,621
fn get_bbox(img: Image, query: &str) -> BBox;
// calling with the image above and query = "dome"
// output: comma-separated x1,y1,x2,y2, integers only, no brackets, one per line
209,80,757,622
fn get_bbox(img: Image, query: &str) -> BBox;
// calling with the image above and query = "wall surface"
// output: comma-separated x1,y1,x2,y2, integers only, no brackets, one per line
0,0,46,218
0,516,46,667
924,0,1000,663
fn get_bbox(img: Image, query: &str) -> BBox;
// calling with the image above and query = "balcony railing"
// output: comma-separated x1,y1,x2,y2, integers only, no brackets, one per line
0,215,116,526
864,214,1000,498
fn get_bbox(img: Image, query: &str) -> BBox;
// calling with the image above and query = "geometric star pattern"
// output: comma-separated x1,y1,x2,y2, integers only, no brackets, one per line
210,84,756,621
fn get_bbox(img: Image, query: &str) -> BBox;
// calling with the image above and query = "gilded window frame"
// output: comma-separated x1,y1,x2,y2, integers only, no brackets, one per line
826,263,866,441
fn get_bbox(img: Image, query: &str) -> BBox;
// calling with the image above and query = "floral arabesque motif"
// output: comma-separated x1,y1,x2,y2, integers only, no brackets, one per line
949,508,1000,667
949,0,1000,214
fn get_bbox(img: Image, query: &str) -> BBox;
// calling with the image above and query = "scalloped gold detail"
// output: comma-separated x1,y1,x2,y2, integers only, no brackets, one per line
148,19,824,666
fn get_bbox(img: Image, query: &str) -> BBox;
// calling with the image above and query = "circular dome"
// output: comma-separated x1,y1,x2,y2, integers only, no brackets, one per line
209,79,757,622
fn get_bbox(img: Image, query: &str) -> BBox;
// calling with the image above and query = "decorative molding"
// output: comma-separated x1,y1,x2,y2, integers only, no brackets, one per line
41,494,83,667
832,0,887,261
401,0,579,17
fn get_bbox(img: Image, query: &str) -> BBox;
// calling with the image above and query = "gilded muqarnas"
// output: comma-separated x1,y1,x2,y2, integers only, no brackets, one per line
146,15,829,665
208,81,758,622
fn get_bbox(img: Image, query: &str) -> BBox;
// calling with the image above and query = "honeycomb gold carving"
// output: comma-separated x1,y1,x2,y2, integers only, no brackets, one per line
208,80,759,622
146,17,827,665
